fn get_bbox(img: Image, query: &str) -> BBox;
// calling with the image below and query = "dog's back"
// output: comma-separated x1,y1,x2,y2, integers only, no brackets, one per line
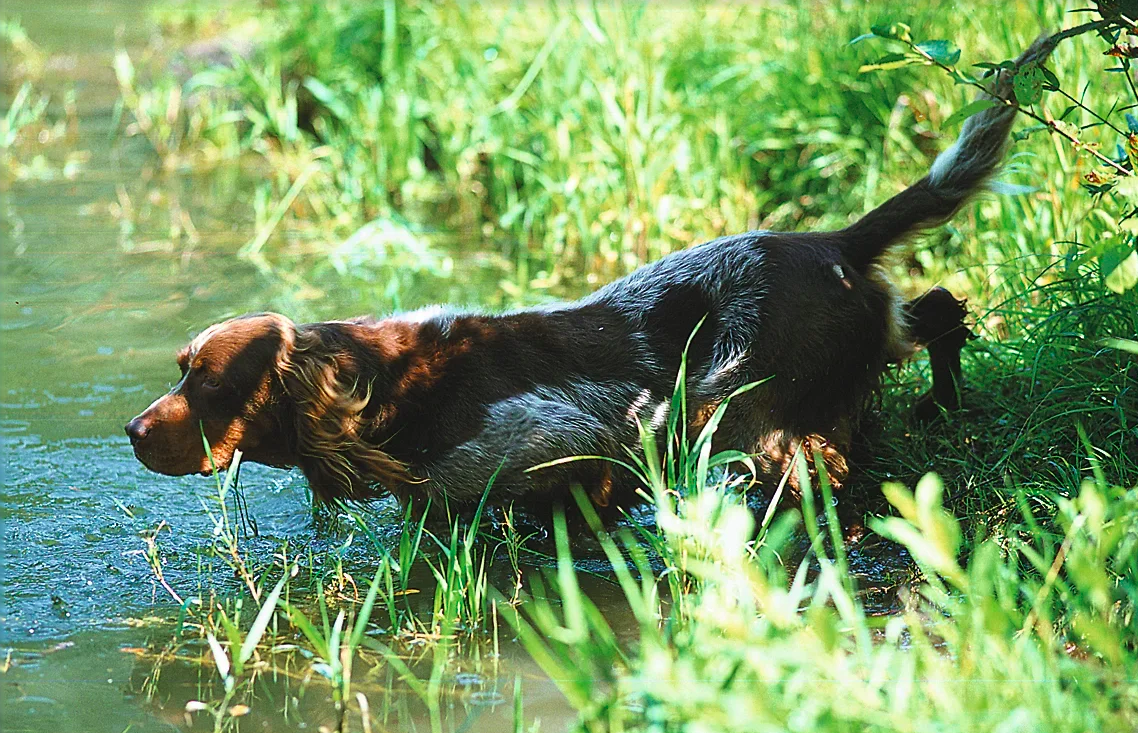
580,36,1057,492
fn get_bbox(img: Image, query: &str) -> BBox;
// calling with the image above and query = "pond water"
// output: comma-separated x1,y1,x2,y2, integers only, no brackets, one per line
1,4,913,731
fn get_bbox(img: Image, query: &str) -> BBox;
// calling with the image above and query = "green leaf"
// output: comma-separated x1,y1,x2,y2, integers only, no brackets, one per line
917,40,960,65
1071,611,1123,666
348,565,386,652
1039,65,1060,90
238,569,290,667
975,60,1016,71
944,99,998,128
303,77,352,122
1103,246,1138,294
870,23,912,43
285,602,327,651
859,53,918,74
1103,337,1138,355
1012,66,1045,106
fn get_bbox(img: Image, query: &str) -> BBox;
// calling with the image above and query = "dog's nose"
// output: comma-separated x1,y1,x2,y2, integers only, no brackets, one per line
125,417,151,444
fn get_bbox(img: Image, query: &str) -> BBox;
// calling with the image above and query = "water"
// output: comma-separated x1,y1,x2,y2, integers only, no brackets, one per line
1,4,912,731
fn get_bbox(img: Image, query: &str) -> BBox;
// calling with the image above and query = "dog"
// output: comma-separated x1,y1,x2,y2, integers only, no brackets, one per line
126,37,1053,516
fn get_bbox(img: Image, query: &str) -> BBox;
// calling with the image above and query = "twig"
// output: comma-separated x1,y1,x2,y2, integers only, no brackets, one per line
903,25,1133,178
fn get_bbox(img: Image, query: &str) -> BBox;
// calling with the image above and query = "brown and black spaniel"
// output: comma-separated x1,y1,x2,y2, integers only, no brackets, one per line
126,38,1052,515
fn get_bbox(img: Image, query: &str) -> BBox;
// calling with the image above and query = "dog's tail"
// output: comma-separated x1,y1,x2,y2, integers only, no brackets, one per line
839,34,1056,273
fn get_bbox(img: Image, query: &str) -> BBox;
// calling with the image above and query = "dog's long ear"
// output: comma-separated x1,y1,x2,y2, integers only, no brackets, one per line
280,329,412,502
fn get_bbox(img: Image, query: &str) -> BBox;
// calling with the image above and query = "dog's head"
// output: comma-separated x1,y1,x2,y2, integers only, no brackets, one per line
125,313,296,476
127,312,415,501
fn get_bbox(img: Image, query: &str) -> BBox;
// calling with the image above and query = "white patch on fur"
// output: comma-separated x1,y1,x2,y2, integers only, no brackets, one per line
650,400,670,431
927,139,960,187
626,389,653,424
704,351,747,388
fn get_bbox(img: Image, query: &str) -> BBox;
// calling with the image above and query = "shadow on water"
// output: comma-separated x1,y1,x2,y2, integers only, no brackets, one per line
1,2,916,731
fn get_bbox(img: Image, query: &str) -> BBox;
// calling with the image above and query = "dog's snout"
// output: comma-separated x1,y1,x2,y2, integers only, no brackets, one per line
125,417,151,444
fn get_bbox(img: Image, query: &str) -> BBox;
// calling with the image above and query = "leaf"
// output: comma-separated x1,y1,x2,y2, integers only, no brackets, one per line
1103,247,1138,294
859,53,918,74
1071,611,1123,666
943,99,998,128
870,23,912,43
238,569,290,666
1039,65,1060,90
988,181,1037,196
917,40,961,65
285,602,327,651
302,77,352,122
113,50,135,89
973,61,1016,71
348,565,386,652
1013,66,1045,105
206,632,231,680
1103,337,1138,355
1114,176,1138,206
1012,123,1047,142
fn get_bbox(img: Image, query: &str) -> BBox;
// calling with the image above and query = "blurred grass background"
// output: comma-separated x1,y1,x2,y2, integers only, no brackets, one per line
106,1,1117,303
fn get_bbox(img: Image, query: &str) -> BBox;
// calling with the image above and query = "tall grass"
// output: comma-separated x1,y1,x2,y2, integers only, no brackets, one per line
1,20,81,180
515,435,1138,732
110,1,1128,301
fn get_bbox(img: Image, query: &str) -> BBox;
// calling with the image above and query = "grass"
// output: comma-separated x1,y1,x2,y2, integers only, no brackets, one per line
127,351,1137,732
0,20,83,181
518,468,1138,732
112,1,1133,300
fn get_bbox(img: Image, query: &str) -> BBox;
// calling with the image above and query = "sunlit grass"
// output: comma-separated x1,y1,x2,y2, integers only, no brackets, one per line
107,2,1128,303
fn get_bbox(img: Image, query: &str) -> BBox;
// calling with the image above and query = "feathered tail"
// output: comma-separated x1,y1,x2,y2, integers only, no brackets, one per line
840,34,1057,273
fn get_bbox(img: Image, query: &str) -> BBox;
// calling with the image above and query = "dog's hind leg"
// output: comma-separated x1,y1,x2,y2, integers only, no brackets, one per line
903,286,975,420
754,427,852,499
